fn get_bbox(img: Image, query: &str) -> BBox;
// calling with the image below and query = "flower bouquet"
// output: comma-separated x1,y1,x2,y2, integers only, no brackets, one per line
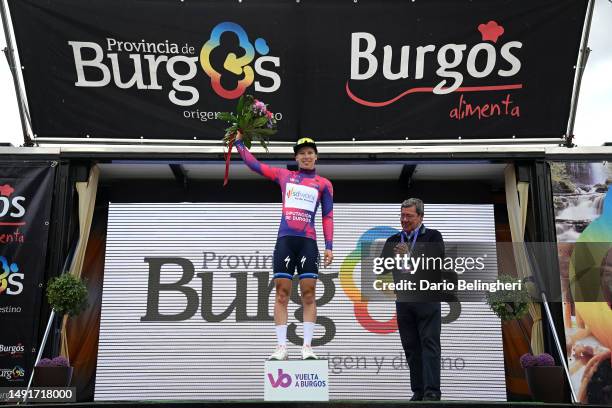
218,95,277,186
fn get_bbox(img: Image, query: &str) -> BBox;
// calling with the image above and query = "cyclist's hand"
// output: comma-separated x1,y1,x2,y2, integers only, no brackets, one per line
324,250,333,267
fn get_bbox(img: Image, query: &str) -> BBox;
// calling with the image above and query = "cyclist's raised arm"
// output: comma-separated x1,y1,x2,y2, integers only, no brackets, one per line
234,132,281,182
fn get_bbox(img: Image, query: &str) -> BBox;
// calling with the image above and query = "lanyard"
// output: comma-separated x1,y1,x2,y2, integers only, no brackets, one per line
400,225,420,251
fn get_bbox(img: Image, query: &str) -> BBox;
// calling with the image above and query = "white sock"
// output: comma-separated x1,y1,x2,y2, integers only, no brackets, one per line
275,325,287,346
303,321,315,346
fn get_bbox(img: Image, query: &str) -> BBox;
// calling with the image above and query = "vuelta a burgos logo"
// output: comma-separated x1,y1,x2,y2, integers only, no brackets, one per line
268,368,292,388
347,20,523,119
339,226,400,334
200,22,280,99
0,256,24,296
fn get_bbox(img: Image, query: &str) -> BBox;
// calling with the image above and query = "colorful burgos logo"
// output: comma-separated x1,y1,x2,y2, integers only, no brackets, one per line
339,226,400,334
268,368,292,388
0,256,24,296
200,22,281,99
0,366,25,381
0,184,26,223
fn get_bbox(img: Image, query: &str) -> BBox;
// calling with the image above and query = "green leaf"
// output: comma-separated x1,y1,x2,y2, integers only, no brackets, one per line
252,116,268,128
244,110,253,124
236,95,245,116
244,95,254,110
238,116,246,130
258,138,269,152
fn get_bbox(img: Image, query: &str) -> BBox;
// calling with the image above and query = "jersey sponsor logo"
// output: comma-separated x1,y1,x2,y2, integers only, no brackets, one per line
285,183,317,212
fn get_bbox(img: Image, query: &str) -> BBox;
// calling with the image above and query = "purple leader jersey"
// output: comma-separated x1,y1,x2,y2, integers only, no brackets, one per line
235,140,334,250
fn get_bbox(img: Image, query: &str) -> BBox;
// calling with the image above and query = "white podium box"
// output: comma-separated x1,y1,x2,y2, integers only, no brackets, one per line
264,360,329,401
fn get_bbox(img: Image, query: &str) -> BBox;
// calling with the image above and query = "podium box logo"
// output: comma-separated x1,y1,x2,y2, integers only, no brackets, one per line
264,360,328,401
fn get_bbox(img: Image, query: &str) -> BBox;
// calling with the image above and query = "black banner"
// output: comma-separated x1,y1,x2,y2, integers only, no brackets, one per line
8,0,587,141
0,162,55,387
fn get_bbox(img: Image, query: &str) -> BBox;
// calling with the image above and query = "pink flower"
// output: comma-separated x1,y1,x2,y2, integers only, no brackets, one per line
267,111,273,118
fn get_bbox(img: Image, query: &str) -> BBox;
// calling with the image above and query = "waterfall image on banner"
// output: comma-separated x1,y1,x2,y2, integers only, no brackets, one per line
551,161,612,405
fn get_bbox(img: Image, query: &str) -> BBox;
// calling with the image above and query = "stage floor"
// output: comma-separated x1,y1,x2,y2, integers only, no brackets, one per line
3,400,610,408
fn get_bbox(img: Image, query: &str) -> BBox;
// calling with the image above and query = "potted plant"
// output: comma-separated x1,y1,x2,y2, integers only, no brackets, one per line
33,356,73,387
485,274,532,350
520,352,567,403
485,274,566,402
33,273,88,387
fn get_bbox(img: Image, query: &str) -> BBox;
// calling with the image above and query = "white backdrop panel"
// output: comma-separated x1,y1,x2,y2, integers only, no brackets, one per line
95,203,505,401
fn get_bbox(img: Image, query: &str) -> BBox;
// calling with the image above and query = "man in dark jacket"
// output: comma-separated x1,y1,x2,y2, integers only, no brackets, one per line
380,198,445,401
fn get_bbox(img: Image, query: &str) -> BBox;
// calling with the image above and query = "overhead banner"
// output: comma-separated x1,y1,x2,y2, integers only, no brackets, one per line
8,0,586,141
0,162,55,387
552,161,612,405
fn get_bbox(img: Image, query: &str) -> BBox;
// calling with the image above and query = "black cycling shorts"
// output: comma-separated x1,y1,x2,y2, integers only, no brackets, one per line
273,236,320,279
